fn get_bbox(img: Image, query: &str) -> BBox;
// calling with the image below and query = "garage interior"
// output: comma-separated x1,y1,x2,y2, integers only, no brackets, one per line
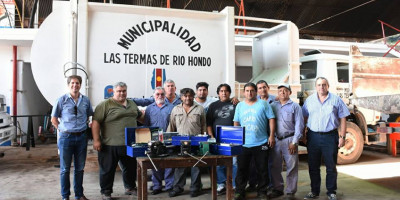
1,0,400,199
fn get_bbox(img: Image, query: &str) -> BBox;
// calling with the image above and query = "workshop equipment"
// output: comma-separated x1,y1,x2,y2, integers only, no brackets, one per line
147,141,167,157
126,126,158,157
179,140,191,156
210,125,245,155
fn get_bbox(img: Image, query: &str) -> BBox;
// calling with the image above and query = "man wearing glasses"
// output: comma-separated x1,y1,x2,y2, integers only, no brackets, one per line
51,75,94,200
143,87,175,195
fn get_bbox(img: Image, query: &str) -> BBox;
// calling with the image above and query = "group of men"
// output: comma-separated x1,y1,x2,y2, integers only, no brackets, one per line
52,75,349,200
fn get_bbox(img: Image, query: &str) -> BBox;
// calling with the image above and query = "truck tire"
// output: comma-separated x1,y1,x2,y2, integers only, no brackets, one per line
337,122,363,165
388,114,400,122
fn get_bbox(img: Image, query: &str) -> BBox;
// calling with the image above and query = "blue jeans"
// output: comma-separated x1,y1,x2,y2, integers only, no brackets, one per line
217,157,237,188
307,130,339,196
58,132,88,199
152,168,175,190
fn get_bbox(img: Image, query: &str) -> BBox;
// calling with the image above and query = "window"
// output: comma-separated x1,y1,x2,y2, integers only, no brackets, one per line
337,62,349,83
300,61,317,80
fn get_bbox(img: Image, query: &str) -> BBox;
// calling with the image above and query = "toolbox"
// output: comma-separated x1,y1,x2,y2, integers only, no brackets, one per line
171,135,190,146
125,126,158,157
210,125,245,156
190,135,210,146
171,134,210,146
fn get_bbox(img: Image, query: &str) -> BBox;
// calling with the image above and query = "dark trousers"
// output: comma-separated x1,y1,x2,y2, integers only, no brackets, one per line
235,143,270,195
173,167,202,192
307,130,339,196
98,145,137,195
248,158,258,186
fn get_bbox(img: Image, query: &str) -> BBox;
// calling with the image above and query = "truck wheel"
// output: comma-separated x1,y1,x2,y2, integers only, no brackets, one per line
337,122,363,165
388,114,400,122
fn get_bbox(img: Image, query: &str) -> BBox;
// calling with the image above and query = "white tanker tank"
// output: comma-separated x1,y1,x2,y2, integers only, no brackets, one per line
31,0,235,106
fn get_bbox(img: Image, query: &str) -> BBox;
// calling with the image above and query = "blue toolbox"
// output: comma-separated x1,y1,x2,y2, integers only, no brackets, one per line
171,134,210,146
171,135,190,146
210,125,245,156
125,126,158,157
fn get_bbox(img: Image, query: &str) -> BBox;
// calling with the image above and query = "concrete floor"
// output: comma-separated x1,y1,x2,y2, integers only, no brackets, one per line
1,141,400,200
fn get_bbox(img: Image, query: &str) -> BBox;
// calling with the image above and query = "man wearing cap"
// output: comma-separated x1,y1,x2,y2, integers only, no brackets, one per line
302,77,349,200
269,84,304,200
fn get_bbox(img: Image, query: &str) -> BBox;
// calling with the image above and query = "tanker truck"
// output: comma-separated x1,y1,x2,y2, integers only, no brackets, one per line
30,1,399,165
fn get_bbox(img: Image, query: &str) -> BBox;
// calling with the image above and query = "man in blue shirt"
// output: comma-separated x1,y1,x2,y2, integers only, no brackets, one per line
132,79,181,106
51,75,93,200
233,82,276,200
302,77,349,200
270,84,304,200
247,80,276,193
143,87,175,195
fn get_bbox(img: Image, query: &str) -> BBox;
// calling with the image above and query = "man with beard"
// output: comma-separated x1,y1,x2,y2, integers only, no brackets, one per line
133,79,181,106
167,88,206,197
143,87,175,195
194,82,218,113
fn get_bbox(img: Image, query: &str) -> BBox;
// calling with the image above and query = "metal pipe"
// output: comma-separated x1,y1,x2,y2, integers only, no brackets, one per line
29,0,39,28
12,46,17,117
12,46,17,145
184,152,207,164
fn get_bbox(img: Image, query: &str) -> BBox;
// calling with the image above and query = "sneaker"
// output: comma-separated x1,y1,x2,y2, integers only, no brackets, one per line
101,194,111,200
217,187,226,195
304,192,319,199
328,193,337,200
124,188,137,196
269,190,284,198
234,193,245,200
217,184,225,192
